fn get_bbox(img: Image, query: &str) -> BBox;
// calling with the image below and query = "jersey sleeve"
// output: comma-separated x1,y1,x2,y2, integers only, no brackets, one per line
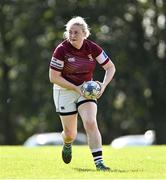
91,41,110,66
49,45,64,72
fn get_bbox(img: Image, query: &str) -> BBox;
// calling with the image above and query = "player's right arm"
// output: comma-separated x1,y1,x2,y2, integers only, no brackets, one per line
49,45,82,95
49,68,81,94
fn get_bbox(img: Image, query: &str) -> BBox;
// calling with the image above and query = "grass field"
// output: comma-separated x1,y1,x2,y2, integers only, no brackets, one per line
0,145,166,179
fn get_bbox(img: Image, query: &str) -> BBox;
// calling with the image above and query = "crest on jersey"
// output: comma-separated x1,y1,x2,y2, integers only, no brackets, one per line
88,54,94,61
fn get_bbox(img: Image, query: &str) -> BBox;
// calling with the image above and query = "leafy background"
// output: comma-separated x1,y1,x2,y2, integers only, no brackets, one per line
0,0,166,145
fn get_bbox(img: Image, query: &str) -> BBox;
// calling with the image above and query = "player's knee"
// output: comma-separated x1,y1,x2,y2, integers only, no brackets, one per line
84,119,97,131
63,130,77,142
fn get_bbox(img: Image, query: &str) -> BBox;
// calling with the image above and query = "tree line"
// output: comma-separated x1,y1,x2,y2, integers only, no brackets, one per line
0,0,166,145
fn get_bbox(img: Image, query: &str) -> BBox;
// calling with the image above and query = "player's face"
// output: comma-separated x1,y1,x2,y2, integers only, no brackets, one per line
68,24,86,48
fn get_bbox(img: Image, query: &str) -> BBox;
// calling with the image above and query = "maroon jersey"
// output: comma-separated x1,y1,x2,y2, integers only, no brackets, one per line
50,39,110,85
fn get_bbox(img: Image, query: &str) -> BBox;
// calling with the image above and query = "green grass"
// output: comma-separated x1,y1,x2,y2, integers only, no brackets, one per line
0,145,166,179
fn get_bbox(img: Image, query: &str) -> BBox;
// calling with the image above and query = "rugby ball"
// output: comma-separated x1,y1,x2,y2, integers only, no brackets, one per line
81,81,101,99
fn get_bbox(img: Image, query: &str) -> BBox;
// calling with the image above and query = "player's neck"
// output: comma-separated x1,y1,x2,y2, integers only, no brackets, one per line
70,40,84,50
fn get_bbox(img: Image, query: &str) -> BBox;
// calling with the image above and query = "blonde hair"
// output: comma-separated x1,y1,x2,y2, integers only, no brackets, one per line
64,16,91,39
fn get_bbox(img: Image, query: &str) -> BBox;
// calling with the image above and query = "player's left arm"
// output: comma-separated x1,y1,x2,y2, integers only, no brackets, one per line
97,59,116,98
102,59,116,88
91,41,116,97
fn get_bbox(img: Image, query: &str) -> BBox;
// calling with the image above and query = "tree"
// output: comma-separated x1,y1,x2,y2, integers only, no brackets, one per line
0,0,166,144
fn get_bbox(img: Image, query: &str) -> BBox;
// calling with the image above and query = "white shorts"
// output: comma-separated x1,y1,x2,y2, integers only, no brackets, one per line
53,88,97,116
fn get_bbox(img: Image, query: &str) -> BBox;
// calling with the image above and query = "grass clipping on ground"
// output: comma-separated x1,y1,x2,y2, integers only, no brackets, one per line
0,145,166,179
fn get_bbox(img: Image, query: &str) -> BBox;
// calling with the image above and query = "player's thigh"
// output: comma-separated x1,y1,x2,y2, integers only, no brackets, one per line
78,102,97,123
60,114,78,133
53,89,79,115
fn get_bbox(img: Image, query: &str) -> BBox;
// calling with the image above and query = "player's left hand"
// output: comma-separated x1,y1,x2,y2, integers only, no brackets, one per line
95,81,106,99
